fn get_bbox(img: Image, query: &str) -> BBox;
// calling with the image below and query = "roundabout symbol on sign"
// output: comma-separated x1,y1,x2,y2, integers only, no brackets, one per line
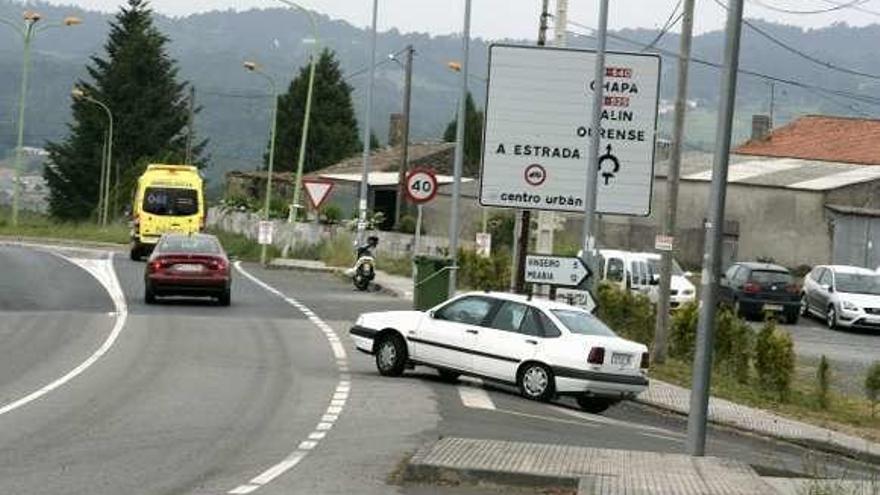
524,164,547,187
599,145,621,185
405,168,439,204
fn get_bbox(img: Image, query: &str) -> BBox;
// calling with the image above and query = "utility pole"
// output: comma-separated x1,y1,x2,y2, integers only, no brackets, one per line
653,0,696,364
185,85,195,165
769,82,776,129
447,0,472,294
580,0,610,294
554,0,569,47
395,45,415,228
357,0,379,246
686,0,745,457
513,0,551,294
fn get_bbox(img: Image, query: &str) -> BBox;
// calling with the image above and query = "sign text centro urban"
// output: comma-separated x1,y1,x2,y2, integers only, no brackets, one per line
480,44,661,216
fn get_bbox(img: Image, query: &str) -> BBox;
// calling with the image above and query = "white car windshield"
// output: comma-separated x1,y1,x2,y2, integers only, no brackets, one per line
648,258,684,277
551,310,618,337
836,273,880,296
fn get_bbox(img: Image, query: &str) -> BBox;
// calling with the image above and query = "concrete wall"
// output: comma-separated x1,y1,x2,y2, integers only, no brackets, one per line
207,207,470,258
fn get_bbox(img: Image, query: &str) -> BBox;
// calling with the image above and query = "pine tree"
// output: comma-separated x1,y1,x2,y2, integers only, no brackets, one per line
272,49,361,174
443,92,484,176
45,0,202,221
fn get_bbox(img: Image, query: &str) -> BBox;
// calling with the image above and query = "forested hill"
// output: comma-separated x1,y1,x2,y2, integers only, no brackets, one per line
1,0,879,181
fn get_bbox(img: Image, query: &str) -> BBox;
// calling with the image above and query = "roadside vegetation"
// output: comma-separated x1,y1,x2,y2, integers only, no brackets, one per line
596,283,880,443
0,208,128,244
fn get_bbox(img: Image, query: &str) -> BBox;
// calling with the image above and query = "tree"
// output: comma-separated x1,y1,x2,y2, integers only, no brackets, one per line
272,49,361,174
45,0,202,221
443,92,483,177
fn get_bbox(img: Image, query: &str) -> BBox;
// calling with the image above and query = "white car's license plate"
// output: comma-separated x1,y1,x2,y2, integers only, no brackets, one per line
763,304,783,312
611,353,632,367
174,264,203,272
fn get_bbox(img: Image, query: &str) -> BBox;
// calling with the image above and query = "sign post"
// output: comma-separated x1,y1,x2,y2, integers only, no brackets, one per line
405,168,439,256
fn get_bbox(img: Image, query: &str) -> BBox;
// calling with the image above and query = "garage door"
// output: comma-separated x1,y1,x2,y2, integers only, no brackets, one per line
832,214,880,269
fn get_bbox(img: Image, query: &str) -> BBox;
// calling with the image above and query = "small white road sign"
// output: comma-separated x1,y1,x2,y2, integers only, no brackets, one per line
405,168,438,204
525,254,591,287
480,44,661,216
556,288,597,314
258,221,274,245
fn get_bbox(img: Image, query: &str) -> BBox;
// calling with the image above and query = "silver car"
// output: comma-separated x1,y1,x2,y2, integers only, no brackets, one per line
801,265,880,330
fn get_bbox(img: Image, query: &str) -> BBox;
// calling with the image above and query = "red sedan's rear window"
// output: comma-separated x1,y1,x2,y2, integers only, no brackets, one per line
157,236,221,254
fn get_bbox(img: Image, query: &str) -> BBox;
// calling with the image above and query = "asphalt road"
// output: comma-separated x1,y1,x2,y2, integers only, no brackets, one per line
0,244,875,495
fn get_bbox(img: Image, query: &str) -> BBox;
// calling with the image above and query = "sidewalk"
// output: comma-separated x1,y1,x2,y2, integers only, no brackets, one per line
406,437,774,494
269,258,414,300
269,257,880,463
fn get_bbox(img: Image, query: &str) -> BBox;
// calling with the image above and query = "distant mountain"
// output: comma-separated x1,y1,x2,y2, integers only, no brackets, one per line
1,0,879,186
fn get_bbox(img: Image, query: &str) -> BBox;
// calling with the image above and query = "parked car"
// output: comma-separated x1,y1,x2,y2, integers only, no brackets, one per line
350,292,649,414
144,233,232,306
802,265,880,330
643,253,696,308
719,262,800,323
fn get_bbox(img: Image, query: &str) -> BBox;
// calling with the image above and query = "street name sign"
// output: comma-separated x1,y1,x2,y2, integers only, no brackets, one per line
405,168,438,204
480,44,661,216
258,221,274,246
303,179,335,210
524,254,591,287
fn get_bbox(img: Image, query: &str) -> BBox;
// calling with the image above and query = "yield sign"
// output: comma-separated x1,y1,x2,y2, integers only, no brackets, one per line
303,179,334,209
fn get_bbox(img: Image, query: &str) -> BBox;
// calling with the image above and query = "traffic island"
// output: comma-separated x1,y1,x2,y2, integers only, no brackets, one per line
404,437,776,495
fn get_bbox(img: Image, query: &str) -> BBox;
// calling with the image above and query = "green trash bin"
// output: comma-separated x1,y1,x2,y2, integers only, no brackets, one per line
413,255,453,311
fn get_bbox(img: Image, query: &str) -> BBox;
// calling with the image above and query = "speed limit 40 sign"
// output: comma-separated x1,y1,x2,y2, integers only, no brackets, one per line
405,168,438,204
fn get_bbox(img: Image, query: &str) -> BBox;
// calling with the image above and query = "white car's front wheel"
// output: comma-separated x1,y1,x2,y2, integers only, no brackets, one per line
375,333,407,377
517,363,555,402
826,306,838,330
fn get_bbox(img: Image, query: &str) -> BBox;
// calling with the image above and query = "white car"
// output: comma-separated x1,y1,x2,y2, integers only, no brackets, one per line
802,265,880,330
644,253,697,309
350,292,650,413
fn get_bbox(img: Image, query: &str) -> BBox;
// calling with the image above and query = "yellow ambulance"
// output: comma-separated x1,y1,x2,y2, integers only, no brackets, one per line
130,164,205,260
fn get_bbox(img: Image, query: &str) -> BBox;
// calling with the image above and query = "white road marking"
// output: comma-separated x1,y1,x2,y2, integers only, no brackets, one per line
230,263,350,494
0,251,128,418
457,385,496,410
550,405,685,438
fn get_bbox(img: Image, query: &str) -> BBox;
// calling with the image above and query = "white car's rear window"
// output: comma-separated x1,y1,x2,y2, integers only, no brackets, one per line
551,310,617,337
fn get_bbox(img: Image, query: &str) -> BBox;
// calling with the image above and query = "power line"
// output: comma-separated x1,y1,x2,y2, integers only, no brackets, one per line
643,0,683,52
713,0,880,81
820,0,880,16
566,20,880,109
749,0,869,15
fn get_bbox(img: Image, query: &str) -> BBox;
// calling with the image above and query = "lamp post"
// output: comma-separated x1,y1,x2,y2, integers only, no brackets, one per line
0,12,81,226
277,0,319,224
244,61,280,266
72,87,113,227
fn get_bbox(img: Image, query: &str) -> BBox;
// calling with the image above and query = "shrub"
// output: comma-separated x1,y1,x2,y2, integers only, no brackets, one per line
457,248,511,291
487,212,516,251
817,355,831,410
714,308,753,384
320,205,343,225
755,320,796,401
396,214,424,235
595,282,655,346
669,301,699,361
320,233,356,267
867,362,880,418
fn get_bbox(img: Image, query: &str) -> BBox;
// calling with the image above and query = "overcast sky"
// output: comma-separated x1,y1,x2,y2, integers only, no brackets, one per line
36,0,879,39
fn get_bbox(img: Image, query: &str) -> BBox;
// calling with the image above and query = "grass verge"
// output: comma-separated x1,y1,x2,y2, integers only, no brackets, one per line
0,209,128,244
650,359,880,444
206,228,280,263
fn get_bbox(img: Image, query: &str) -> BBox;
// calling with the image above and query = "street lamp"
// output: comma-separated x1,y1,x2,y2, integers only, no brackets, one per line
0,11,81,226
244,61,280,266
277,0,319,224
72,87,114,227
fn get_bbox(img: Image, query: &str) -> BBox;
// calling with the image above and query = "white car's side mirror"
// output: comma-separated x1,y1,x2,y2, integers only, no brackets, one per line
684,271,693,278
427,310,435,319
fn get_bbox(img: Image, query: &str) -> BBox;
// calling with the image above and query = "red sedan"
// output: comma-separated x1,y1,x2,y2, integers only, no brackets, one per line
144,233,232,306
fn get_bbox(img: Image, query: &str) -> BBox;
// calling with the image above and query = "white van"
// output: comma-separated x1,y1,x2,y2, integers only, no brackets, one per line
588,249,696,309
642,253,696,308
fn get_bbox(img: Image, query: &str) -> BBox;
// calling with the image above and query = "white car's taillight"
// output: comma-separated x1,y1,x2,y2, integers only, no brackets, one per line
587,347,605,365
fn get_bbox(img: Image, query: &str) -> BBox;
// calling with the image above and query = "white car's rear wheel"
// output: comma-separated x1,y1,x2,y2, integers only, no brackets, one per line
375,334,407,377
517,363,555,402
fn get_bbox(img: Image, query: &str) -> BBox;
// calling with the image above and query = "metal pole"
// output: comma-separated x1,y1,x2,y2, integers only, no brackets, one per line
104,107,113,226
290,34,318,223
11,22,34,227
769,82,775,129
97,129,108,224
686,0,745,457
414,204,423,255
580,0,610,293
395,45,414,228
185,85,195,165
653,0,696,364
447,0,472,295
357,0,379,245
261,78,279,266
554,0,569,47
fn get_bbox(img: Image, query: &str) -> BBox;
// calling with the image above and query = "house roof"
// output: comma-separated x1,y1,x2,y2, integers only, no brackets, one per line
316,142,456,176
656,152,880,191
319,171,472,187
734,115,880,165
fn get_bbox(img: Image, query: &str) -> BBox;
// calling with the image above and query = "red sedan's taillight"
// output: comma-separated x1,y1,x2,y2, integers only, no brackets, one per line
640,352,650,369
587,347,606,365
208,259,228,272
149,260,163,273
743,282,760,294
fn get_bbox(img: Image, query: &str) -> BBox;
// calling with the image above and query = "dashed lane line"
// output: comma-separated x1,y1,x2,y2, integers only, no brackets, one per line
0,250,127,418
229,263,349,495
457,384,496,410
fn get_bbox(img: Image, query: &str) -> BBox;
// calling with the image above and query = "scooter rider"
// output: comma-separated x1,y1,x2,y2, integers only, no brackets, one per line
357,236,379,258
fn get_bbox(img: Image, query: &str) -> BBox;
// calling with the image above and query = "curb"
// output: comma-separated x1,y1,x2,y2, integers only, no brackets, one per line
269,259,411,300
633,395,880,466
403,440,579,490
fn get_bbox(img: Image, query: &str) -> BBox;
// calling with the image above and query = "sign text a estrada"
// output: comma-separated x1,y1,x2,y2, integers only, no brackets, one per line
524,255,591,287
